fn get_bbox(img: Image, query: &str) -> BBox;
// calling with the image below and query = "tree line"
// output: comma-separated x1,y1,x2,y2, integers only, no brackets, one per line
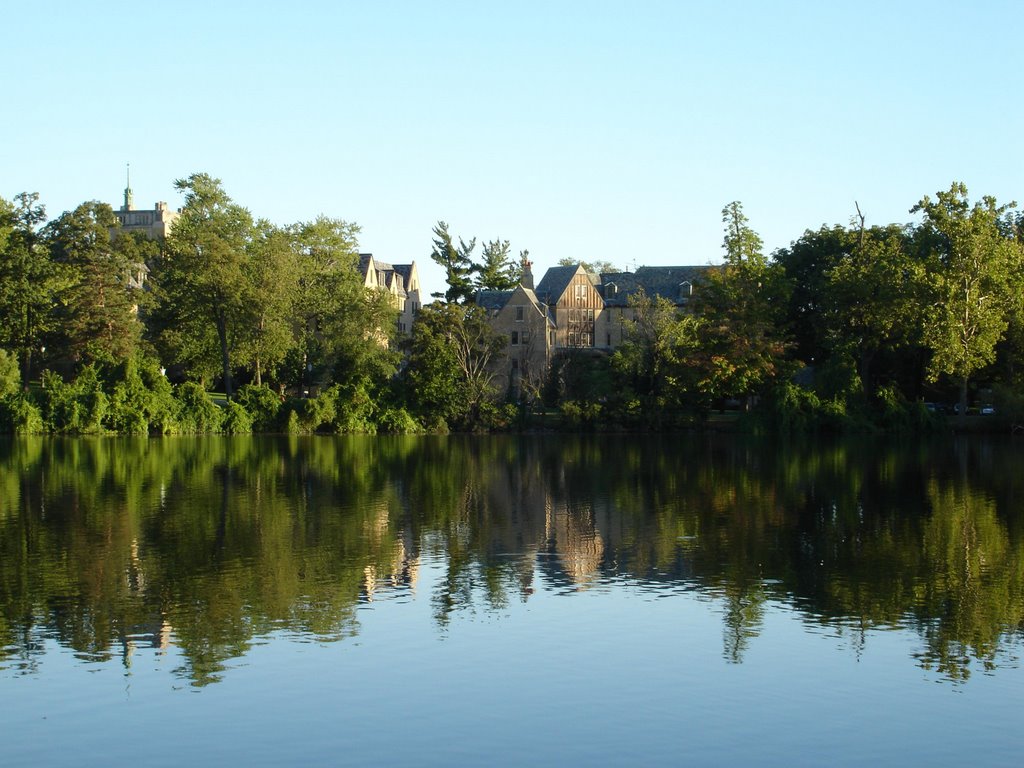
1,176,1023,433
426,183,1024,432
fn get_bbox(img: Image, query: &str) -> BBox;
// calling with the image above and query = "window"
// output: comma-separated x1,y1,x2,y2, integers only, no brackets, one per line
575,283,586,305
606,333,611,346
521,330,530,345
511,331,519,345
515,306,524,321
511,358,519,371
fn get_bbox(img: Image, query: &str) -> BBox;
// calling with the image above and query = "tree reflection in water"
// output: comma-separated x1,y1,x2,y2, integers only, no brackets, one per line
0,434,1022,685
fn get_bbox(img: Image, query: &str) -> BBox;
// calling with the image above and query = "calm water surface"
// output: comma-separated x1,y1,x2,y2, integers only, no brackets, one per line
1,434,1022,766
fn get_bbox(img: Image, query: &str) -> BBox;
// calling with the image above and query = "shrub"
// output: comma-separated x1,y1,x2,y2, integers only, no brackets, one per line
222,400,254,434
39,370,79,432
285,408,301,435
757,381,825,434
174,382,223,434
0,393,43,434
38,366,108,434
559,400,602,430
376,406,421,434
992,384,1024,430
334,384,376,433
233,384,282,432
107,357,161,435
300,385,339,432
0,349,20,397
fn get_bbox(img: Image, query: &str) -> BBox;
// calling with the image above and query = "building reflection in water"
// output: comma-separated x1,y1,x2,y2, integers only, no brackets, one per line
0,434,1022,685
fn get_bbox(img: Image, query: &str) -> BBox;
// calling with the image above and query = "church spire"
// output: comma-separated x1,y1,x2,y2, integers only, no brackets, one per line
123,162,134,211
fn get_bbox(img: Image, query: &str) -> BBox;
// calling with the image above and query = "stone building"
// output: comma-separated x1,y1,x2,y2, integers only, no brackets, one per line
113,169,180,241
358,254,422,335
477,260,713,394
594,266,709,348
477,260,557,399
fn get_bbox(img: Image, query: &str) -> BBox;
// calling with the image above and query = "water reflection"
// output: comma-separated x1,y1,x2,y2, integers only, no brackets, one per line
0,434,1022,685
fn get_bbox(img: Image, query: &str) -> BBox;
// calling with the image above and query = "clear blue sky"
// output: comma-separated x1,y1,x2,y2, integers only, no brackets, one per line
3,0,1021,296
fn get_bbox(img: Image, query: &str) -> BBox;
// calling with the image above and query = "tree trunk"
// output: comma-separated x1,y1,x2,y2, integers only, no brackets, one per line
216,313,233,399
859,349,874,399
21,349,32,388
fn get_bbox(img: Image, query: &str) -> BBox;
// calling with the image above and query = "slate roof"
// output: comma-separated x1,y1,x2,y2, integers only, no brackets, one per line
475,290,514,312
520,287,556,326
534,265,582,304
392,264,414,282
475,286,556,327
598,265,715,307
359,253,414,298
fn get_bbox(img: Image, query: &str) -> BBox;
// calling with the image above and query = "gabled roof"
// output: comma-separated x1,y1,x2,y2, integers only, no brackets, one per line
518,287,556,327
534,265,583,304
476,286,556,327
359,253,420,298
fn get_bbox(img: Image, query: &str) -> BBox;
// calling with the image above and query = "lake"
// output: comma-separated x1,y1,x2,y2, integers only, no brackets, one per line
1,434,1022,766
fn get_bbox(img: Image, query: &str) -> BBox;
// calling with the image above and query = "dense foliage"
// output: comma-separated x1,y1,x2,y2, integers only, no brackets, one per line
2,179,1023,433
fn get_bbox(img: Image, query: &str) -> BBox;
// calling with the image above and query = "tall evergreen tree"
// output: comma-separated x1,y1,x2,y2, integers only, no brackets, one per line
474,239,522,291
430,221,476,303
43,201,144,365
694,202,790,405
0,192,58,382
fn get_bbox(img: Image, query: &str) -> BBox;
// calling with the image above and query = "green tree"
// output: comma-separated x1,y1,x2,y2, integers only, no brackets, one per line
557,257,618,274
0,193,58,382
721,200,763,265
474,239,522,291
774,224,851,366
430,221,476,303
43,201,145,365
694,202,791,405
238,220,298,386
823,208,925,399
288,215,399,409
612,289,705,426
151,174,254,397
0,348,20,396
404,303,505,428
997,212,1024,386
912,183,1022,417
289,216,363,388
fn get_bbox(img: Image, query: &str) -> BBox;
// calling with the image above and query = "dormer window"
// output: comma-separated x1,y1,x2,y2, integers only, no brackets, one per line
679,281,692,303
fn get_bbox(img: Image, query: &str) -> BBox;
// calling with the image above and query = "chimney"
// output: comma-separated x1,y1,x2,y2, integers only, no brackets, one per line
521,255,534,290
